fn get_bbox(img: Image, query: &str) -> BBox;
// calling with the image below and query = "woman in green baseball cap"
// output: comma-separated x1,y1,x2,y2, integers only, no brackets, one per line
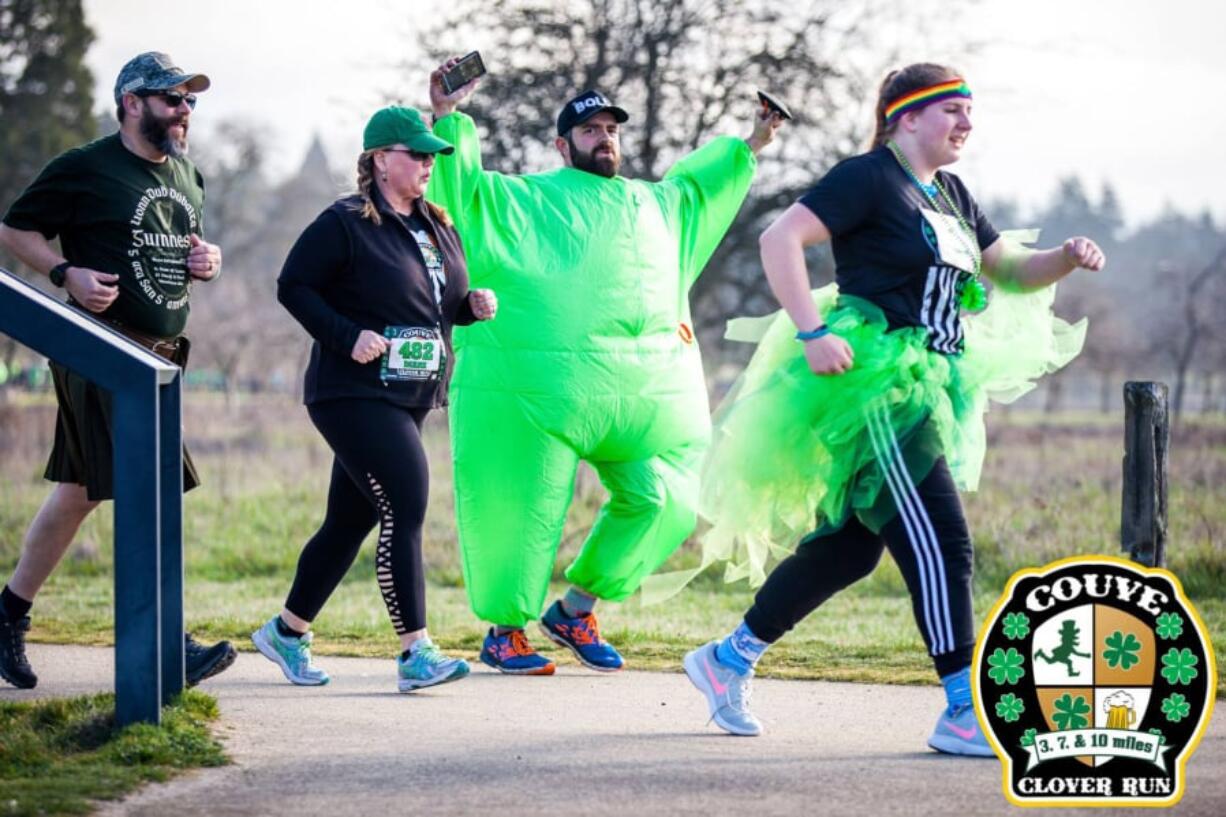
254,105,497,694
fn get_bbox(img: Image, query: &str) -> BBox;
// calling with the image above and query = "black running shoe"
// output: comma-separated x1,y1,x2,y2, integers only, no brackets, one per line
0,611,38,689
184,633,237,687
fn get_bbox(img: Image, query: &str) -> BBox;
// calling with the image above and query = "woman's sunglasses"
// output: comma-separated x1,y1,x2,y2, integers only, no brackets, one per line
382,148,434,161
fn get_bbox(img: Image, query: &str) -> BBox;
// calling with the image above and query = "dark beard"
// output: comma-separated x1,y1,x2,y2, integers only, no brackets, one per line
568,136,619,178
139,105,189,158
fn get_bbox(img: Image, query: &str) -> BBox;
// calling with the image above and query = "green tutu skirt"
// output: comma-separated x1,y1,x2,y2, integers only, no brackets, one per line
641,278,1085,602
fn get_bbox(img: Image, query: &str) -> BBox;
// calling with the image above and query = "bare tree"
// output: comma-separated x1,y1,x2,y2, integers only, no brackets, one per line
1166,246,1226,417
189,123,343,400
400,0,955,354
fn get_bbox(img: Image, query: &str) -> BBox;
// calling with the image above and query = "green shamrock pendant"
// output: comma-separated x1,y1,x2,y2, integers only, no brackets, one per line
960,277,987,312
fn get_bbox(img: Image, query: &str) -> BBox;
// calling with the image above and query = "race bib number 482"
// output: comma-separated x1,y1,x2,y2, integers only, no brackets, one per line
380,326,444,382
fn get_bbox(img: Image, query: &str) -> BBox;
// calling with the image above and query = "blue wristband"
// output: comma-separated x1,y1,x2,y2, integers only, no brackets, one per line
795,325,830,341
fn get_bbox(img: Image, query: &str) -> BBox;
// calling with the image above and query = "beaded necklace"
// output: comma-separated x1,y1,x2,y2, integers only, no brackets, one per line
886,140,987,312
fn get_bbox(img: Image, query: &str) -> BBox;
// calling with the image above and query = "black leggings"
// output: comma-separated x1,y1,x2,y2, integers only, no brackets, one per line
744,457,976,677
285,399,431,635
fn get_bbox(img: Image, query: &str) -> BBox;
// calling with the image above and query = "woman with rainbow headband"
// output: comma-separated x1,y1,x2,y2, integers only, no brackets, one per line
680,63,1104,754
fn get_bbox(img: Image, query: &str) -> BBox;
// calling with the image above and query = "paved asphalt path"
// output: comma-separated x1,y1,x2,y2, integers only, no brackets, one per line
5,644,1222,816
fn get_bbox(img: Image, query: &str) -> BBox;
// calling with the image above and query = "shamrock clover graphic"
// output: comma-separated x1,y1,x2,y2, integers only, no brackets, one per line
1103,630,1142,670
995,693,1025,723
1155,612,1184,640
987,647,1026,686
1161,693,1191,723
1020,728,1038,747
1148,728,1167,746
1002,611,1030,640
1160,647,1199,686
1051,693,1091,730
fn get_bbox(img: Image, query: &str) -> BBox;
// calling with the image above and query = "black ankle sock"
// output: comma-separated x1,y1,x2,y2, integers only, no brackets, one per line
1,586,32,622
275,616,305,638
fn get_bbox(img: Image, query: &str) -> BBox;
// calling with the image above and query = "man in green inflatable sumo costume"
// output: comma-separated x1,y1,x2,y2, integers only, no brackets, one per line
427,57,785,675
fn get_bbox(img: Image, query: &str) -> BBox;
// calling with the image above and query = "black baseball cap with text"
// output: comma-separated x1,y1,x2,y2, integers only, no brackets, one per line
556,91,629,136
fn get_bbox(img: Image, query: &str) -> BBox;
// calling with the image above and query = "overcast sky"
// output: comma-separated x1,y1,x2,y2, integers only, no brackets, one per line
80,0,1225,228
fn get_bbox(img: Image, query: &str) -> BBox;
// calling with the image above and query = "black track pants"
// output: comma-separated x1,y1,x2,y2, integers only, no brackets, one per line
285,399,431,635
744,457,976,677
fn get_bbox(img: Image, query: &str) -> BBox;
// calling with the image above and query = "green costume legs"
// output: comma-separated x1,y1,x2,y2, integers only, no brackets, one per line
565,441,705,602
453,384,707,626
451,390,580,628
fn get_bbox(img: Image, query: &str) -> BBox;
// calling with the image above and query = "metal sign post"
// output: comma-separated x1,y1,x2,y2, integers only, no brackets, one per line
0,268,184,725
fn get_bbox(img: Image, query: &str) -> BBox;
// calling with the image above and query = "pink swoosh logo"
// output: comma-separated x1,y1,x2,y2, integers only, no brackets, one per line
947,720,979,740
703,656,728,695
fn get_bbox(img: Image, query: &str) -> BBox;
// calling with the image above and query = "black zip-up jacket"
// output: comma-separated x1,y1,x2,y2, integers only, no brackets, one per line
277,189,476,408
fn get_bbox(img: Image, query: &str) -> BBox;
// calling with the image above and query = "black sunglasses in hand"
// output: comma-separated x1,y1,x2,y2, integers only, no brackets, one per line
137,90,198,109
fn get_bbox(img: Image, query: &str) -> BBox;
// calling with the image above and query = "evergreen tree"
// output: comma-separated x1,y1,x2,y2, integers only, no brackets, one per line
0,0,96,375
0,0,97,244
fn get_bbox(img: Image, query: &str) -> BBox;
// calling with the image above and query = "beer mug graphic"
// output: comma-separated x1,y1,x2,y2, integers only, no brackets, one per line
1104,691,1136,729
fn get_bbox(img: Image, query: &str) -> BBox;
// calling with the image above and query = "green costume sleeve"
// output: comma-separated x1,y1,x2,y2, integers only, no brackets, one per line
427,111,531,278
654,136,757,285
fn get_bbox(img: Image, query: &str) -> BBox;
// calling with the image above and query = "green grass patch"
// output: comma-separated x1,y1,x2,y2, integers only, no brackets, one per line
0,690,226,817
3,399,1224,696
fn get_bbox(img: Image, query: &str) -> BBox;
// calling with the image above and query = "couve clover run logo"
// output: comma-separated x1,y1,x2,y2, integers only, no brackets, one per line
974,556,1215,807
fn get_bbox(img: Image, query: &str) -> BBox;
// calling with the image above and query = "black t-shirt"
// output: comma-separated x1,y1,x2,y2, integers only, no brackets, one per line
799,146,998,355
3,133,206,338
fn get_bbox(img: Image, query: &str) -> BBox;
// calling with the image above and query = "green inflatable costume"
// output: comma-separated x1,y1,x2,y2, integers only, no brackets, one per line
428,112,756,627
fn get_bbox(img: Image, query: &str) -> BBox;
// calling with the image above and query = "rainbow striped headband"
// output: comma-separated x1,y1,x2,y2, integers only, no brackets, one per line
884,79,972,124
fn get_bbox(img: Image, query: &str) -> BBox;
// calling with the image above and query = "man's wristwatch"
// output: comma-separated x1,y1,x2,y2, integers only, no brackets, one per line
48,261,71,288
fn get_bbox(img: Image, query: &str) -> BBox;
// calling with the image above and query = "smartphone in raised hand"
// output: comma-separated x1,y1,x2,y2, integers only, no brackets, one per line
442,51,487,94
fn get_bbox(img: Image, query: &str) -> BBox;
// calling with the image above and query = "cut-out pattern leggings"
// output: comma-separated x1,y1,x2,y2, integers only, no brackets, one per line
285,399,431,635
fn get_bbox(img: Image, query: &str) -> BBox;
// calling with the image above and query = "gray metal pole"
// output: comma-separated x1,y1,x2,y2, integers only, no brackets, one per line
1121,381,1169,567
159,374,185,703
113,380,163,726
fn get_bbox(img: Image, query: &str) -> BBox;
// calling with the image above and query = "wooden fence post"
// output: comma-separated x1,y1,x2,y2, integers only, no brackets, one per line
1121,382,1169,567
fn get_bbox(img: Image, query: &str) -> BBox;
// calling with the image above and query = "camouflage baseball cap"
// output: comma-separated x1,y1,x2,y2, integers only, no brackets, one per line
113,52,210,104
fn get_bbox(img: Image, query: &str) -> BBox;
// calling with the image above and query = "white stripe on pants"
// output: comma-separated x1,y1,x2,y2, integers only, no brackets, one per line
865,406,956,655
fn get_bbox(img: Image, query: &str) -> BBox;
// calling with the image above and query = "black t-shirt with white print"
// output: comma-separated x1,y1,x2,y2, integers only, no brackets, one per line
403,211,446,309
798,146,998,355
3,134,205,339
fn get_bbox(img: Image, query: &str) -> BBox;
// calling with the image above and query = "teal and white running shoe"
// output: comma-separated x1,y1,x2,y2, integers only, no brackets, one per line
928,704,995,757
251,616,329,686
398,639,470,692
683,641,762,736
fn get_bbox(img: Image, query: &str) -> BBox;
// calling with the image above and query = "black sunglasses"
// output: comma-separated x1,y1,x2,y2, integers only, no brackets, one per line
137,90,198,110
382,148,434,161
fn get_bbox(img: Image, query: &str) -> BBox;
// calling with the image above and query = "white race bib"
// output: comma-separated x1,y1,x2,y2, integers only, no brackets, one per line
921,208,978,274
380,326,444,382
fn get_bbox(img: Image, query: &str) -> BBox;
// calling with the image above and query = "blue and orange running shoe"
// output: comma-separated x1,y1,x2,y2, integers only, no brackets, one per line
539,600,624,672
480,628,556,675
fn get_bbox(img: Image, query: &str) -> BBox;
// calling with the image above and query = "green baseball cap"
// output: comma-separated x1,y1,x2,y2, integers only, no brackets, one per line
363,106,454,154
